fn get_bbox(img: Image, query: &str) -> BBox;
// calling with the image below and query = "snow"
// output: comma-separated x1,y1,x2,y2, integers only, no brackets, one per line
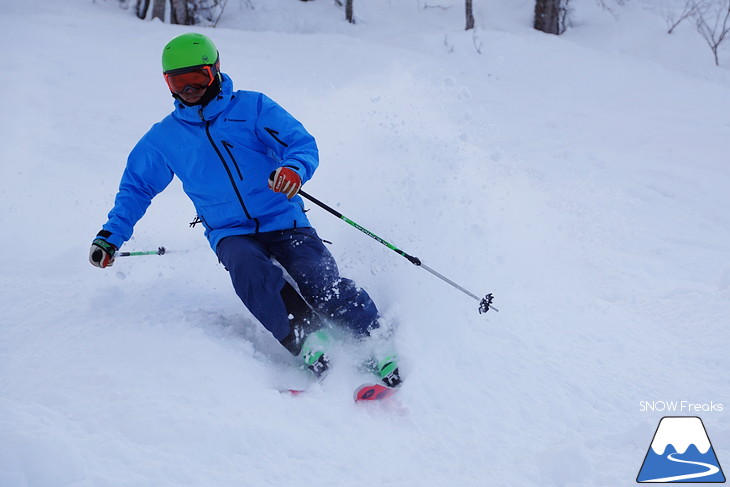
1,0,729,486
651,417,712,455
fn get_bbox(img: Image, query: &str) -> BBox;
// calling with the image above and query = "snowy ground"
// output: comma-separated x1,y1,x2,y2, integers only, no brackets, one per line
1,0,729,486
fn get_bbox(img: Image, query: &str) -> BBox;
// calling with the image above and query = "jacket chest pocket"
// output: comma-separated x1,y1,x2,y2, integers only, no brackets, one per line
221,141,243,180
219,140,277,186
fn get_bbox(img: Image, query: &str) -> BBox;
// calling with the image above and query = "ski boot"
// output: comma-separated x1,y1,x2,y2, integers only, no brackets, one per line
299,329,331,380
362,323,402,387
374,355,402,388
277,282,331,379
363,354,402,388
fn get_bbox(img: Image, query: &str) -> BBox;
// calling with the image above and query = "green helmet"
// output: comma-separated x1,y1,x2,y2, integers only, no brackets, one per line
162,33,219,73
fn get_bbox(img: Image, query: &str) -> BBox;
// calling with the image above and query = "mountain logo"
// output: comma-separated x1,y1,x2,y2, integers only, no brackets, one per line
637,416,726,483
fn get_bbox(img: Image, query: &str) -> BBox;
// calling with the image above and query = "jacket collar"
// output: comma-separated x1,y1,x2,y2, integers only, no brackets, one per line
172,73,234,123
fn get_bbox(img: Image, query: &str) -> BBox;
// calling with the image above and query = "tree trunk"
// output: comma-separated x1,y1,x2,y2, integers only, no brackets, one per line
534,0,565,35
135,0,150,19
151,0,165,21
346,0,355,24
466,0,475,30
170,0,191,25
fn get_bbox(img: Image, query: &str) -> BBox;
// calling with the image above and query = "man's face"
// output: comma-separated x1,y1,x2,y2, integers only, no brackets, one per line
177,85,207,105
164,66,215,105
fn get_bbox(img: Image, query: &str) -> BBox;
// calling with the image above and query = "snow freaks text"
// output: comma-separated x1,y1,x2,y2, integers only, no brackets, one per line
639,401,724,413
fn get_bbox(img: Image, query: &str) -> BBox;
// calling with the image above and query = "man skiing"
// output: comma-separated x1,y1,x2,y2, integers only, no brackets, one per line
89,32,400,387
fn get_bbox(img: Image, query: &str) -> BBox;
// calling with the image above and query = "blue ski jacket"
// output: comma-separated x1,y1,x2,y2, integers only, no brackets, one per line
101,74,318,251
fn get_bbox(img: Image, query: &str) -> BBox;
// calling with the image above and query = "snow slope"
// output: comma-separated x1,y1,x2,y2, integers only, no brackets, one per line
1,0,729,486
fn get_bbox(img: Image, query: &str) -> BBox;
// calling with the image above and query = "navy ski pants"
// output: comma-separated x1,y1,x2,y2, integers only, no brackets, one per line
216,227,379,342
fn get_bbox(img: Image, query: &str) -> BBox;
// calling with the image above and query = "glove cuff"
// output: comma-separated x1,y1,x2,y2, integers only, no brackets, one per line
93,231,117,256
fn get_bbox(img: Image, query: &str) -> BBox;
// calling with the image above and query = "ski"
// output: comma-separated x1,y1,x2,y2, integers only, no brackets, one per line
280,388,307,396
279,383,400,402
353,383,399,402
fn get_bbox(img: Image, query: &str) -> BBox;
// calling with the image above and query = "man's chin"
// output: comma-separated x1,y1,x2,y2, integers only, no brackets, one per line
180,95,203,104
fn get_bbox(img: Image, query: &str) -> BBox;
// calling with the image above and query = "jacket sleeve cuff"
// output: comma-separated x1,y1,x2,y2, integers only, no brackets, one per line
282,161,307,182
96,229,124,249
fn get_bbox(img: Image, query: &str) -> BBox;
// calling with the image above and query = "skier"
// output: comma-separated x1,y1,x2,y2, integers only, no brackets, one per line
89,32,400,387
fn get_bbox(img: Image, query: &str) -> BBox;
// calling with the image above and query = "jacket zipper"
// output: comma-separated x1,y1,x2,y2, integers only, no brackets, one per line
221,141,244,180
204,121,260,232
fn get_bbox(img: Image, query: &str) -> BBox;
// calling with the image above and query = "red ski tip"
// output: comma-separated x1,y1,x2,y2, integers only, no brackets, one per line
353,383,399,402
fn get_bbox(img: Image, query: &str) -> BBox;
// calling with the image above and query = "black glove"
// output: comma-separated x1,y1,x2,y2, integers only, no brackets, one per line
89,231,117,268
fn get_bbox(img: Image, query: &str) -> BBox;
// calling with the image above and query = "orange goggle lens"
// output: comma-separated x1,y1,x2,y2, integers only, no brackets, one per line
164,66,215,94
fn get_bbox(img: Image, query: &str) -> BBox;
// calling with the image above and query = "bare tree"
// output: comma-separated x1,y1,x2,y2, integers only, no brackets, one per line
664,0,710,34
346,0,355,24
466,0,475,30
695,0,730,65
595,0,626,16
151,0,165,21
135,0,150,19
170,0,192,24
534,0,570,35
133,0,229,25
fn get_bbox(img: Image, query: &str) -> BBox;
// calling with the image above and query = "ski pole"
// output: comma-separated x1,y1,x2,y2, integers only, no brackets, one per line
298,190,497,313
117,246,166,257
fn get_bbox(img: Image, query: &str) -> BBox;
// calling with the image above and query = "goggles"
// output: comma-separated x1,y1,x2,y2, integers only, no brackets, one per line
164,65,216,94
